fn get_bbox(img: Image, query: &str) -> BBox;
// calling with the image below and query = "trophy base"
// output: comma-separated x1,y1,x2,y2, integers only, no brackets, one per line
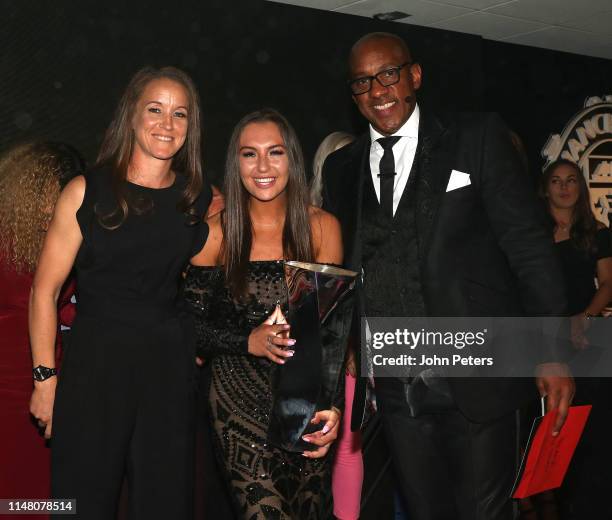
268,418,326,453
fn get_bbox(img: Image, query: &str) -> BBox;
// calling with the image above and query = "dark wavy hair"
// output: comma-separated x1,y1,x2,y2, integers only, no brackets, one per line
222,108,313,298
540,158,598,253
95,66,203,228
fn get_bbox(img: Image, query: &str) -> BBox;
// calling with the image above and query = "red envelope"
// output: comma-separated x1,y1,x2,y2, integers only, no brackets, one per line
512,405,592,499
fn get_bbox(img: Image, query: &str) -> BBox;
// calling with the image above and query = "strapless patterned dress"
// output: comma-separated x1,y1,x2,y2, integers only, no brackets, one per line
183,261,332,519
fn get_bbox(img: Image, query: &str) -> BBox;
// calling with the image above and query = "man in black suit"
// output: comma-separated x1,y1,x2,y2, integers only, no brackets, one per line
322,32,575,519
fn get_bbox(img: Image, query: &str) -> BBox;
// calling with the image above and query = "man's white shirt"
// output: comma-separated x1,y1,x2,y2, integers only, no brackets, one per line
368,104,420,217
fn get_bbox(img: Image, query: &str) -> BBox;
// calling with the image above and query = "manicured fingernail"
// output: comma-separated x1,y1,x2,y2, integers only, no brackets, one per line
279,360,285,364
302,453,308,457
283,324,290,329
322,425,330,434
286,350,295,357
288,339,296,345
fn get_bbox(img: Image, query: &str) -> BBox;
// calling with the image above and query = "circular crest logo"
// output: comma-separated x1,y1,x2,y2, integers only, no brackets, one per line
542,95,612,226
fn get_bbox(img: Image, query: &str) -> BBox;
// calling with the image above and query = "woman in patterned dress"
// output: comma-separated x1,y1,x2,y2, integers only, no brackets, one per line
184,108,344,519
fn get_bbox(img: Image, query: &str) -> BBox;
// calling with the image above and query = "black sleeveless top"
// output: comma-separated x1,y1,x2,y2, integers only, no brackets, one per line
555,228,612,315
75,167,210,323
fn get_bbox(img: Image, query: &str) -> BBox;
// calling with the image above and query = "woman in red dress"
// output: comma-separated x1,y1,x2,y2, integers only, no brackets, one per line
0,142,84,514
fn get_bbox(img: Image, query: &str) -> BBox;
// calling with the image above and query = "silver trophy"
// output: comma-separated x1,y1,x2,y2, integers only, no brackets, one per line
267,261,358,452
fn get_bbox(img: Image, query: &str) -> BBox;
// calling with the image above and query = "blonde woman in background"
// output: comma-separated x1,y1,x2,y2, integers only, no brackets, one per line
310,132,355,207
311,131,363,520
0,141,84,508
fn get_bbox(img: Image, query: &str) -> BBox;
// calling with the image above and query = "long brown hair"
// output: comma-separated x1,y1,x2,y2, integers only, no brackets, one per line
95,66,203,228
222,108,313,298
0,141,85,272
541,158,598,253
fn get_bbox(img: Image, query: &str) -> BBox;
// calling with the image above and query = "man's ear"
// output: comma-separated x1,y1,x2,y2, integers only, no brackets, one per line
352,94,357,105
410,63,423,91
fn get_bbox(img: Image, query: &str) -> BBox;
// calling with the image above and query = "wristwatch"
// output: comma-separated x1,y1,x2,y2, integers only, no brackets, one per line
33,365,57,382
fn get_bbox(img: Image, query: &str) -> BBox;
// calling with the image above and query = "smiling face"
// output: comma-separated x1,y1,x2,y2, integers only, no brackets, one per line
131,78,189,162
238,121,289,203
546,163,581,210
349,36,421,136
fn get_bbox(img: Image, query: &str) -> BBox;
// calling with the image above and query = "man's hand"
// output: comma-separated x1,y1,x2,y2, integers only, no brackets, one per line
570,313,590,350
535,362,575,436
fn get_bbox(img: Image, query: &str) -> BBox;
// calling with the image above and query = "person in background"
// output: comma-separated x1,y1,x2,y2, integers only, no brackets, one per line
541,158,612,520
541,159,612,332
29,66,210,519
183,108,343,519
311,131,363,520
0,141,84,512
310,132,355,207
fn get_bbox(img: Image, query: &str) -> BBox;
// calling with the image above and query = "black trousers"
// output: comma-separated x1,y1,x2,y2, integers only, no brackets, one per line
51,315,196,520
377,383,518,520
558,377,612,519
194,364,235,519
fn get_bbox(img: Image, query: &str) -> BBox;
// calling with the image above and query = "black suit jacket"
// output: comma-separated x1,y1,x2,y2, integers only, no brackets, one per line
322,110,568,427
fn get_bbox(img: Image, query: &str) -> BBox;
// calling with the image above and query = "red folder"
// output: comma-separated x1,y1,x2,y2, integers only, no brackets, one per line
512,405,592,499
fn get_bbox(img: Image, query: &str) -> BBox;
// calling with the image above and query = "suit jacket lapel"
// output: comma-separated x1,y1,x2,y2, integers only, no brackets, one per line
342,134,371,430
343,133,370,274
414,112,455,265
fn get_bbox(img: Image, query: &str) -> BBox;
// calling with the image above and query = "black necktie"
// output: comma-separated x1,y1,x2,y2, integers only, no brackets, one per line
377,136,401,219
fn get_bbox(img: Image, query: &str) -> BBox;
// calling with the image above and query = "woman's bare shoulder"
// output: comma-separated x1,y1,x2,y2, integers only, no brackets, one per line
206,212,222,234
308,205,340,230
309,206,342,264
191,212,223,266
61,175,86,208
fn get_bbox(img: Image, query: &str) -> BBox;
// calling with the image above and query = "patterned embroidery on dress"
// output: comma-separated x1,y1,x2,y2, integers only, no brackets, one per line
185,262,332,519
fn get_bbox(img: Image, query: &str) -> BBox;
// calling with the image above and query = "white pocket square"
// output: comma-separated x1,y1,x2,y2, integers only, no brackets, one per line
446,169,471,192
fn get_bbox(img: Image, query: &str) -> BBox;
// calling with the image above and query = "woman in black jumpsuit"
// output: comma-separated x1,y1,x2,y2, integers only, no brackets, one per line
29,67,209,519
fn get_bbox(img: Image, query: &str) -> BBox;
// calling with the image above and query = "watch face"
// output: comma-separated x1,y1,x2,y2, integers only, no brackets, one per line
33,365,56,381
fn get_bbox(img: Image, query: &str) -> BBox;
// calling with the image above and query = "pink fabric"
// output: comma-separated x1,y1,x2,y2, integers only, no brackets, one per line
332,372,364,520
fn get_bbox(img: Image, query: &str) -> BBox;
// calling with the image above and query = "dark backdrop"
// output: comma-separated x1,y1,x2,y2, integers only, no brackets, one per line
0,0,482,182
483,40,612,177
0,0,610,184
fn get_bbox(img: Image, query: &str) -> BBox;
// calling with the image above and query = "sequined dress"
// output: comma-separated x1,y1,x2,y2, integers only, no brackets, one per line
183,261,332,519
